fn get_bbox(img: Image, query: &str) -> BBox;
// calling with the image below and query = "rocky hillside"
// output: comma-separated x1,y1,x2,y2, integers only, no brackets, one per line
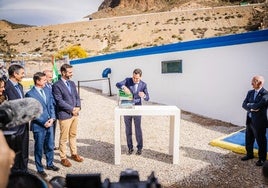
0,0,267,66
91,0,267,18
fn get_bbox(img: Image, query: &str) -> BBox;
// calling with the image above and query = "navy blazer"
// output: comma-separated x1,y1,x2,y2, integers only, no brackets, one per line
4,79,26,134
4,79,24,100
25,87,56,132
116,77,149,105
52,79,81,120
242,87,268,128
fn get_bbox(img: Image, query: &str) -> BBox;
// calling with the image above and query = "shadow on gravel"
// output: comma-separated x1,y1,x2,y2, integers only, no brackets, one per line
76,138,174,164
139,149,173,164
76,138,114,164
180,146,226,163
169,146,267,188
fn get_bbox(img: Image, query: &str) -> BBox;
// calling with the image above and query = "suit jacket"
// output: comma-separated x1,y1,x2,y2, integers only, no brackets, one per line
52,79,81,120
45,83,56,106
116,77,149,105
242,87,268,128
4,79,26,134
4,79,24,100
25,87,56,132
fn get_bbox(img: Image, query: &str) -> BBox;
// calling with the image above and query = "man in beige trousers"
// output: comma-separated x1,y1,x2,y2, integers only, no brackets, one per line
52,64,83,167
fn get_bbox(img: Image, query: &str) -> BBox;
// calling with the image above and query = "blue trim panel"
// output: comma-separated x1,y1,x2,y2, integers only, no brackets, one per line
71,29,268,65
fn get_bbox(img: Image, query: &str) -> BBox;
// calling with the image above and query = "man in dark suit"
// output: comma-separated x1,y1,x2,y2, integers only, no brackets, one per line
116,68,150,155
52,63,83,167
4,64,29,173
241,75,268,166
25,72,59,178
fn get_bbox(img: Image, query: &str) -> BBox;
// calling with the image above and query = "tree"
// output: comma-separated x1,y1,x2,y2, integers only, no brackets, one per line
55,45,88,60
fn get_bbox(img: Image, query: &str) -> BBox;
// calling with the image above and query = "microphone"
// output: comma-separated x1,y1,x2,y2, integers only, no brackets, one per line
0,98,43,129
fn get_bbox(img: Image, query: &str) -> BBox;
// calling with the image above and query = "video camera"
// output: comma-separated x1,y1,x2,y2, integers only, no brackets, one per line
50,168,161,188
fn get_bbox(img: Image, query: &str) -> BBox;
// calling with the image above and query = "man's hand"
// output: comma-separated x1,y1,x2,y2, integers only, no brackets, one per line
138,91,145,98
247,103,260,112
44,118,54,128
72,107,80,116
122,86,131,95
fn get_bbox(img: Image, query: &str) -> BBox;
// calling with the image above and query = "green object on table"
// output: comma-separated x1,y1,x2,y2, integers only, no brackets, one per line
119,89,133,100
118,89,134,108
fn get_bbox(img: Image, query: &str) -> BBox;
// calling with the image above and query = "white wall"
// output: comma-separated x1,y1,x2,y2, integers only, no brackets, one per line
72,32,268,126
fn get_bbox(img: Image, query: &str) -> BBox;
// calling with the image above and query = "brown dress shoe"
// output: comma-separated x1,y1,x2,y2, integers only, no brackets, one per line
71,154,84,162
61,158,72,167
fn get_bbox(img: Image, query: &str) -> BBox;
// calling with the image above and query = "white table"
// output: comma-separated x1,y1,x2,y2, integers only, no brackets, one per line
114,105,181,165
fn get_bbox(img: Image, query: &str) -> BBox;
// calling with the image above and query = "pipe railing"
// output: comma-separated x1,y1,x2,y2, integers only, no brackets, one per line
77,78,112,98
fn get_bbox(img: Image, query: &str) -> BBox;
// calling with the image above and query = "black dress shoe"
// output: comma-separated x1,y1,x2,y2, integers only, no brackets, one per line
136,150,142,155
47,165,60,171
241,155,254,161
38,171,48,178
256,160,265,166
128,149,134,155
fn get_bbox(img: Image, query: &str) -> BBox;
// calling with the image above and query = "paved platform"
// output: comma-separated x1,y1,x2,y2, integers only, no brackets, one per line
210,128,268,158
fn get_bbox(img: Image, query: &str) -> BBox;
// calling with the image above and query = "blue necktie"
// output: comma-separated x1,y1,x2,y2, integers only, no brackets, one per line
40,89,46,102
66,81,71,93
254,91,258,100
47,83,52,89
15,84,23,98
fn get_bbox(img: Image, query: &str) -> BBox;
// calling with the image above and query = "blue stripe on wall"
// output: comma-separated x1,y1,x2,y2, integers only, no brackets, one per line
71,29,268,65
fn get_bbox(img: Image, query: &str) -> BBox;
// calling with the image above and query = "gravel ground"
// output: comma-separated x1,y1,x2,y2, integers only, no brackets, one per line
27,87,268,187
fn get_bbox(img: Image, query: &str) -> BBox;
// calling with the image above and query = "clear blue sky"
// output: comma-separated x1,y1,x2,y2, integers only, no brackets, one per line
0,0,103,26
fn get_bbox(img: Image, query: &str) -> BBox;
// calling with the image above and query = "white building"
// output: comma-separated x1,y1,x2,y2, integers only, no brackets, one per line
71,29,268,126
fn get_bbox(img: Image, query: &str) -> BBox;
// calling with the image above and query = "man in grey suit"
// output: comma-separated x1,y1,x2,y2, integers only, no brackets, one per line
43,69,58,150
52,63,83,167
116,68,150,155
25,72,59,178
241,75,268,166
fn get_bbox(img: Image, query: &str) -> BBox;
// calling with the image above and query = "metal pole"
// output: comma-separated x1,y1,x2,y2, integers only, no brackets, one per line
78,81,80,98
108,77,112,96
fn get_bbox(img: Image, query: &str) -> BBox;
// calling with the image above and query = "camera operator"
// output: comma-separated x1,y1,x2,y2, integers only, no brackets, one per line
0,130,15,188
1,78,15,187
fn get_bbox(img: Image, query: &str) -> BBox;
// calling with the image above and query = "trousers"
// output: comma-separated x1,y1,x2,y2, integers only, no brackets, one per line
124,115,143,150
59,116,78,159
245,118,267,160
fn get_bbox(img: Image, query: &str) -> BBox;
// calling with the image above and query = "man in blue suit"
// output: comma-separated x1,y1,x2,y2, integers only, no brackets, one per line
4,64,29,173
52,64,83,167
242,75,268,166
116,68,150,155
25,72,59,178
